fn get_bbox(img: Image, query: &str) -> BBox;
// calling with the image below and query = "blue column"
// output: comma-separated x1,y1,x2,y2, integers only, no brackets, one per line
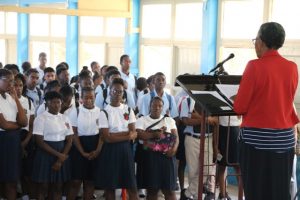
17,4,29,68
200,0,218,74
124,0,140,77
66,1,78,77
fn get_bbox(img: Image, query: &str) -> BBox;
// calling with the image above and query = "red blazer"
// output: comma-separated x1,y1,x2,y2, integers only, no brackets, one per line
234,50,299,128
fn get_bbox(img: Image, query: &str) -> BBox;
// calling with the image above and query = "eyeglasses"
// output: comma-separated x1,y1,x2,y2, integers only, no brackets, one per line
252,37,259,45
111,89,124,95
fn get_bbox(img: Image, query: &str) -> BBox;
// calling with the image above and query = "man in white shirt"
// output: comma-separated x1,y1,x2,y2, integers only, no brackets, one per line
36,52,47,85
120,55,136,96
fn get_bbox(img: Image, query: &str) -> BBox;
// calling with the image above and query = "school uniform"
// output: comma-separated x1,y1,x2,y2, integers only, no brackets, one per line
139,90,179,118
135,115,177,190
19,95,35,177
31,111,73,183
69,105,101,181
120,71,136,97
95,87,136,110
26,87,43,110
0,93,22,182
36,100,76,117
94,104,137,189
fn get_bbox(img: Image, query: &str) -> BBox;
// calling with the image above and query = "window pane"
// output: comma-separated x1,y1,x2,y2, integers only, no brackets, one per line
30,14,49,36
0,12,4,34
31,42,50,67
0,39,5,64
50,15,66,37
105,17,125,37
80,16,103,36
222,0,263,39
6,12,17,34
175,3,202,40
142,4,171,39
141,46,172,83
52,43,66,67
219,47,257,75
79,42,105,71
272,0,300,39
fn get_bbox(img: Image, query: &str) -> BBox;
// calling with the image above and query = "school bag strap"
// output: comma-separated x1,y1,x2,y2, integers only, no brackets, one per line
145,115,168,130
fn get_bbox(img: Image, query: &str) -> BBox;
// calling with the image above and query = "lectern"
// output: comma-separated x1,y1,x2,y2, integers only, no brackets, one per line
175,74,242,200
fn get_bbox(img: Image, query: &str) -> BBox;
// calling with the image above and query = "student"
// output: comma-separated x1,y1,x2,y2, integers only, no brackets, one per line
90,61,101,75
40,67,56,91
36,80,61,116
56,65,70,87
93,73,103,94
136,96,179,200
95,78,138,200
25,68,43,109
119,55,136,95
95,70,135,110
31,91,73,200
21,61,32,74
134,77,149,112
36,52,47,85
4,64,20,76
0,69,28,200
139,72,178,119
68,87,103,200
14,74,35,200
59,85,75,118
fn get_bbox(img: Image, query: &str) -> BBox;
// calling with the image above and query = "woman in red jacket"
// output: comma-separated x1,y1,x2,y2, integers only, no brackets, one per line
234,22,299,200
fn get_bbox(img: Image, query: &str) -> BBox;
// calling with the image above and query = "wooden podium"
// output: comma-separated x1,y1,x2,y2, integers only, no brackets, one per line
175,74,242,200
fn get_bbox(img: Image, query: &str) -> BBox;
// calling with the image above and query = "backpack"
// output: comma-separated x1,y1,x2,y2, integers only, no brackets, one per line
103,88,128,107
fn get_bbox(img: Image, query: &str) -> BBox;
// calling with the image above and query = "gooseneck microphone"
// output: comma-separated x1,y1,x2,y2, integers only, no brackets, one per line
209,53,235,74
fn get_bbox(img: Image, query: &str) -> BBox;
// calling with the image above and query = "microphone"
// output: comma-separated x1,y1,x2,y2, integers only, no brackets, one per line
209,53,235,74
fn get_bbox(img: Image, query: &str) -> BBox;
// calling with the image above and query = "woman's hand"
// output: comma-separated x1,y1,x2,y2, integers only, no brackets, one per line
52,160,62,171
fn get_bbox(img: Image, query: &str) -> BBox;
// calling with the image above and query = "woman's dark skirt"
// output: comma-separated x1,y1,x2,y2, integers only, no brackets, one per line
70,134,99,181
239,141,294,200
0,130,21,182
32,140,71,183
94,141,137,189
20,129,35,177
217,125,239,166
137,147,177,191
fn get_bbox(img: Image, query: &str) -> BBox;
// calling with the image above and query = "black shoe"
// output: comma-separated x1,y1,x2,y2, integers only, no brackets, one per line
180,189,193,200
204,192,215,200
217,192,231,200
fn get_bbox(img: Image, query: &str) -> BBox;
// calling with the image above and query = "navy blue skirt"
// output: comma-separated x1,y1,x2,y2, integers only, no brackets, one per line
0,130,22,182
94,141,137,189
32,141,71,183
70,134,99,181
137,148,177,190
20,129,35,177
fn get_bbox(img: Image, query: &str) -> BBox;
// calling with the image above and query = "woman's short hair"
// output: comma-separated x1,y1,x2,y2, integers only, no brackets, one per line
258,22,285,50
150,96,164,107
44,91,62,101
110,78,124,89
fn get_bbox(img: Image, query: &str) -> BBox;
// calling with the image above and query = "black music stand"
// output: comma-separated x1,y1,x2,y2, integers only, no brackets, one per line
175,74,241,200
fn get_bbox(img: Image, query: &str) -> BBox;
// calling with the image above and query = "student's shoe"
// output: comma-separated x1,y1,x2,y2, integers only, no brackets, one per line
139,189,146,198
217,192,231,200
204,192,215,200
180,189,193,200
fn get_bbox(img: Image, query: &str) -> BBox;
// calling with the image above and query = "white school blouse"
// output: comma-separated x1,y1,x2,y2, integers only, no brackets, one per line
99,104,136,133
19,96,35,131
0,93,18,131
33,111,73,141
69,105,101,136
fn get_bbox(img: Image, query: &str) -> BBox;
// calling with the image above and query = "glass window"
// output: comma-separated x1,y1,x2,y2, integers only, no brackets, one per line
142,4,172,39
221,0,263,39
52,43,66,67
175,3,203,40
219,47,257,75
0,12,4,34
50,15,66,37
141,46,172,83
30,42,50,67
79,42,105,71
105,17,125,37
30,14,49,36
80,16,104,36
0,39,5,64
272,0,300,39
6,12,17,34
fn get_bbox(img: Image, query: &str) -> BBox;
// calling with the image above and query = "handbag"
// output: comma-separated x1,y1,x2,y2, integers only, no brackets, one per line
143,116,177,153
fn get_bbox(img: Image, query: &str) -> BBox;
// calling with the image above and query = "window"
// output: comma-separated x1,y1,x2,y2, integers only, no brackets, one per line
79,43,105,71
30,42,50,67
80,16,104,36
30,14,49,36
175,3,203,40
221,0,263,39
0,12,4,34
272,0,300,39
105,17,125,37
6,12,17,34
50,15,66,37
0,39,5,64
141,4,172,39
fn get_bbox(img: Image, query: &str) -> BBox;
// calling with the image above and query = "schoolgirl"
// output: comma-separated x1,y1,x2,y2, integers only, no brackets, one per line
0,69,28,200
95,78,138,200
14,73,35,199
135,96,178,200
31,91,73,200
67,87,103,200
